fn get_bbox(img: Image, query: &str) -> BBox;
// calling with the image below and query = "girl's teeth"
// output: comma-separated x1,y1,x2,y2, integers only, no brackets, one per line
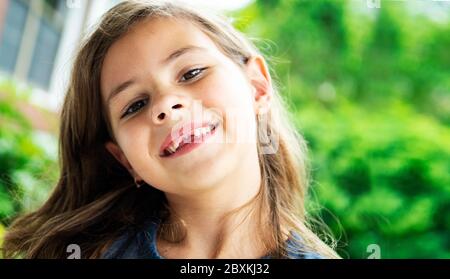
194,127,211,140
167,145,176,154
166,124,216,155
194,129,201,137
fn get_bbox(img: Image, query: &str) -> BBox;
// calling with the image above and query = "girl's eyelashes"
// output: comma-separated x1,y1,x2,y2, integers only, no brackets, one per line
121,98,149,119
180,67,208,82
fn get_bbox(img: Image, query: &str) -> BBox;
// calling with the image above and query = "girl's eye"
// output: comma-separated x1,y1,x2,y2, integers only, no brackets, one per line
121,98,148,119
180,67,207,82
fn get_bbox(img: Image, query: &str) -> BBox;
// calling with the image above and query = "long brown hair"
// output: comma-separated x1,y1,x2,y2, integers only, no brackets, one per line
1,0,339,259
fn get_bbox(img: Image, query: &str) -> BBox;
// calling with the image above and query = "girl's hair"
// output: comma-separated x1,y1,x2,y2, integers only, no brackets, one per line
1,0,339,258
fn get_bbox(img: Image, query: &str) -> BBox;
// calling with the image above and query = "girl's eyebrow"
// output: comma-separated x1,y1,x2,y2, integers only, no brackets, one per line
161,45,206,65
107,45,206,106
107,79,136,106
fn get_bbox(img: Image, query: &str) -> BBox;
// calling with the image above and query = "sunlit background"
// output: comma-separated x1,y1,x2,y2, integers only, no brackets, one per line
0,0,449,258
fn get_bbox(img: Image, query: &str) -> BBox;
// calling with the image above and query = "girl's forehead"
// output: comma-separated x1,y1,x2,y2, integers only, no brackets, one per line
102,17,221,74
108,17,216,58
100,17,222,98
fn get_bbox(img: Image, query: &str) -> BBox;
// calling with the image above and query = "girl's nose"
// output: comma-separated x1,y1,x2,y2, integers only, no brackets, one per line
151,95,185,124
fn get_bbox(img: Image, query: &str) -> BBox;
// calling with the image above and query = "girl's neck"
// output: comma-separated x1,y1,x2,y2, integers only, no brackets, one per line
156,203,269,259
158,148,268,258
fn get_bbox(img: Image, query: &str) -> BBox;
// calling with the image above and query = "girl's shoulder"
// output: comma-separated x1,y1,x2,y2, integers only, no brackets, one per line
284,246,326,259
101,218,326,259
283,232,327,259
101,217,162,259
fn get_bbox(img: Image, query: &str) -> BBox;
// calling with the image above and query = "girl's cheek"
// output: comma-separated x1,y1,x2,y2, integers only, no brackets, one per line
119,126,146,154
202,77,243,107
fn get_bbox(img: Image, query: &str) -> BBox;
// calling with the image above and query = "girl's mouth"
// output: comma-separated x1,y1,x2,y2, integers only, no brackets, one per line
159,121,220,159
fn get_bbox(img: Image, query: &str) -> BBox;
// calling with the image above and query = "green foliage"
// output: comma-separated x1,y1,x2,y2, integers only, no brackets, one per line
238,0,450,258
0,81,58,226
0,0,448,259
297,101,450,258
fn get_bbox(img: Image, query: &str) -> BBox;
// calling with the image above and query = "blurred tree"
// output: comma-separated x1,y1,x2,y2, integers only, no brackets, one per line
0,81,58,226
237,0,450,258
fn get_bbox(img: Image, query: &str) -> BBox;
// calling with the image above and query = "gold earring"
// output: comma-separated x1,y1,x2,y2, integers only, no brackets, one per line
134,178,145,188
257,106,268,115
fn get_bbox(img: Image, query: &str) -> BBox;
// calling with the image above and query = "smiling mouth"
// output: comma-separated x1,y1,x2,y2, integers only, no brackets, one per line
160,121,220,158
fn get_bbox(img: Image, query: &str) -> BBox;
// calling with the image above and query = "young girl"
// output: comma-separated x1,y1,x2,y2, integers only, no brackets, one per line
2,0,339,259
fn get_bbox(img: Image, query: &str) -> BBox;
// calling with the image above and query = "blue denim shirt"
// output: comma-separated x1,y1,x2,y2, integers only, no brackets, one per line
101,218,324,259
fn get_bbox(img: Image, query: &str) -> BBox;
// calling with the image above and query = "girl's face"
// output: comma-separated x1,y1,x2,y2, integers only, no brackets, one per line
101,18,271,195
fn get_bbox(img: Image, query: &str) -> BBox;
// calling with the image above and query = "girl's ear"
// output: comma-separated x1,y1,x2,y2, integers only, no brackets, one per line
245,55,272,114
105,141,141,179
